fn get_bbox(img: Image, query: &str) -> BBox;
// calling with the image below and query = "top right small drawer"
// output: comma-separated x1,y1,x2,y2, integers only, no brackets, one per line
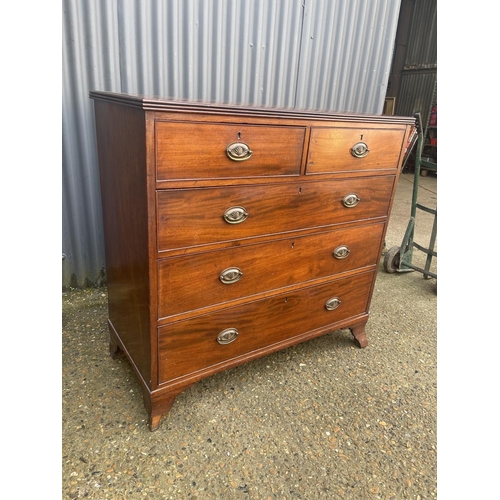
306,126,406,174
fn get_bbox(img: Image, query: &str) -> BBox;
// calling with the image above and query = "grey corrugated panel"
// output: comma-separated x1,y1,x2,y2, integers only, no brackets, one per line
63,0,120,288
62,0,402,288
114,0,304,106
405,0,437,69
396,71,436,125
295,0,402,113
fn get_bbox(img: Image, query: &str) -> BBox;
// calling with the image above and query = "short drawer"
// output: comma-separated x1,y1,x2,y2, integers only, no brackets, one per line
157,175,395,251
158,271,374,382
156,121,305,180
306,126,406,174
158,222,384,318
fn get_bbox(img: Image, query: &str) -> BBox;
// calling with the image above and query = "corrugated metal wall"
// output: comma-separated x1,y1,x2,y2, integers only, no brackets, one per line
393,0,436,124
62,0,402,289
297,0,401,111
404,0,436,70
396,71,436,122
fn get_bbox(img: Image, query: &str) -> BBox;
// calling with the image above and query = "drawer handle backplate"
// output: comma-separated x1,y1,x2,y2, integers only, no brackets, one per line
217,328,239,345
226,141,253,161
350,141,370,158
219,267,243,284
342,193,360,208
223,206,248,224
333,245,350,259
325,297,342,311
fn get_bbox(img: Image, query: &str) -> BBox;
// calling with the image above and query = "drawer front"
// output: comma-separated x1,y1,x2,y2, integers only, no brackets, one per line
158,223,384,318
306,126,406,174
158,271,374,382
157,176,394,251
156,121,305,180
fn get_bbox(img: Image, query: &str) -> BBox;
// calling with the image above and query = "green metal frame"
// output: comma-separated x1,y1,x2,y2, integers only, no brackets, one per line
394,113,437,279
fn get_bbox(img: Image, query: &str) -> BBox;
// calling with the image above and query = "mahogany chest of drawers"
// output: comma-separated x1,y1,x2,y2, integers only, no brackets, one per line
90,91,414,430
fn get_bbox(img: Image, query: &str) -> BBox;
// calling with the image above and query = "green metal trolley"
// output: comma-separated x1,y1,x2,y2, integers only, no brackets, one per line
383,113,437,279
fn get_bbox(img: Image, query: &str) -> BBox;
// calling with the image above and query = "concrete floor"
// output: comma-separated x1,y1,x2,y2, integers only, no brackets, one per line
62,171,437,499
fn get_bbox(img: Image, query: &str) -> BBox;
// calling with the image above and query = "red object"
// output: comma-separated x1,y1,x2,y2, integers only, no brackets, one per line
429,105,437,127
430,138,437,146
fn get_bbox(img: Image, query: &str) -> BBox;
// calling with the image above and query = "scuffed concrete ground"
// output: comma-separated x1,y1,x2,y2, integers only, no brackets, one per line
63,172,437,499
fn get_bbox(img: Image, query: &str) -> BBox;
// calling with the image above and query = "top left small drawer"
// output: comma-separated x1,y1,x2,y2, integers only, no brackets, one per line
156,121,305,180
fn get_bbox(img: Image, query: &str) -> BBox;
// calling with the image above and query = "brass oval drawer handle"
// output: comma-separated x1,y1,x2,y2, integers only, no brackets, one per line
226,141,253,161
219,267,243,284
350,141,370,158
333,245,350,259
223,206,248,224
217,327,239,345
325,297,342,311
342,193,360,208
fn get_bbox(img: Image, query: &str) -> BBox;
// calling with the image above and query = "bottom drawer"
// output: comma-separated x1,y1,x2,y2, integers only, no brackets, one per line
158,271,375,383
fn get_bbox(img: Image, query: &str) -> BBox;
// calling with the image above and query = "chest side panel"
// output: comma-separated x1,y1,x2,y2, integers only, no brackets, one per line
94,101,152,386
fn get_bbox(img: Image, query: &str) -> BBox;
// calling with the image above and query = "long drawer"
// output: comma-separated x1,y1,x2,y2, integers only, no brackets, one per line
158,271,374,382
157,175,395,251
157,222,384,318
306,126,405,174
156,121,306,180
